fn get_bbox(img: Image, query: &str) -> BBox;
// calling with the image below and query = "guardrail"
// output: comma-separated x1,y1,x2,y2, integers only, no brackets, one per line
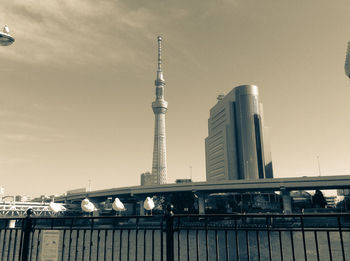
0,210,349,261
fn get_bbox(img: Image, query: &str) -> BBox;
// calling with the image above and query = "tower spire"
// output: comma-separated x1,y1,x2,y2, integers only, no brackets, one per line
158,36,162,71
155,36,165,86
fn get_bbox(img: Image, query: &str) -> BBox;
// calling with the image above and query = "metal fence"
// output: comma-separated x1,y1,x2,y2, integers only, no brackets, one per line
0,211,349,261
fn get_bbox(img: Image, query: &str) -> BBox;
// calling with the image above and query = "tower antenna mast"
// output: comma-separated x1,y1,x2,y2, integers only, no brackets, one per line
151,36,168,184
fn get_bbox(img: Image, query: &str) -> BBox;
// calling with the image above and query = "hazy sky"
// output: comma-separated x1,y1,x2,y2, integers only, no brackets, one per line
0,0,350,197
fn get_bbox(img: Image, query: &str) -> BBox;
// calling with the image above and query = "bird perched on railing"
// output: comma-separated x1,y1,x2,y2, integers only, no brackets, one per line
49,202,66,215
81,198,98,215
112,198,126,215
144,197,155,215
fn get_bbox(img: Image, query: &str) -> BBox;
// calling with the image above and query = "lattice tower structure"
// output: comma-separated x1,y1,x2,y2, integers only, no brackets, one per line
151,36,168,184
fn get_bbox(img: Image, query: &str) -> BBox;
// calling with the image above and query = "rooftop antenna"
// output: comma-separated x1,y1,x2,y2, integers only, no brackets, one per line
345,42,350,78
317,156,322,177
189,165,192,181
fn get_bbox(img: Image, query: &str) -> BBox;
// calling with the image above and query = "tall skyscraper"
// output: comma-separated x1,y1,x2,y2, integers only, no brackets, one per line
151,36,168,184
205,85,273,182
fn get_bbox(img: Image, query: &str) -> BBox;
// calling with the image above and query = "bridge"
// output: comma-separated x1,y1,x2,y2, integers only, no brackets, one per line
0,202,55,217
55,175,350,214
56,175,350,201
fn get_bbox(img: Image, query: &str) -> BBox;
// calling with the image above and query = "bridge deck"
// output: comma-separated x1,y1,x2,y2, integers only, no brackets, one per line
55,175,350,202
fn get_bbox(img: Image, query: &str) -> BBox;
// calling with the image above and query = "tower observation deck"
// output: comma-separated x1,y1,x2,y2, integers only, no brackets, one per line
151,36,168,184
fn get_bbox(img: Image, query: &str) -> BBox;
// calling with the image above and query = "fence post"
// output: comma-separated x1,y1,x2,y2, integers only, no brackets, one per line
21,208,33,261
165,204,174,261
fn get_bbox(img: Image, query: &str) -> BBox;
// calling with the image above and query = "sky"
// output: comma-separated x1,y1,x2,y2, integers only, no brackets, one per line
0,0,350,197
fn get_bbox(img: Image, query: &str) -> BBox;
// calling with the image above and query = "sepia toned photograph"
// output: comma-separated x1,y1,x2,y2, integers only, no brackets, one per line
0,0,349,260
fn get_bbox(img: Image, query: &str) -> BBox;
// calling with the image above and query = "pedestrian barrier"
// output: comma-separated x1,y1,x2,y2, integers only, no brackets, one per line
0,209,349,261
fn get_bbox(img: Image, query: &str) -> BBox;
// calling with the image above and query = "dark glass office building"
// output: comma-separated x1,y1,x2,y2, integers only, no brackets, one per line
205,85,273,182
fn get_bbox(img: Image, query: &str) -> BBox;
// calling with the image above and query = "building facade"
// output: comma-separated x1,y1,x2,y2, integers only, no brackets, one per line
140,172,157,186
151,36,168,184
205,85,273,182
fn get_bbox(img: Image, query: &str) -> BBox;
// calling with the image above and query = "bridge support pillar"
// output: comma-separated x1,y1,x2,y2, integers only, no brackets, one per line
281,188,292,214
197,194,205,214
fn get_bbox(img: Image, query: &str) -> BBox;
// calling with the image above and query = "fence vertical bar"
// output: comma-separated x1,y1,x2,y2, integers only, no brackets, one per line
18,221,25,261
28,222,35,261
74,229,80,261
225,230,229,261
61,229,67,261
11,228,18,261
135,218,139,261
215,230,219,261
111,229,115,261
279,230,283,261
196,229,199,261
88,218,94,261
256,230,260,261
337,216,345,261
68,220,74,261
35,230,41,261
177,221,180,261
128,229,131,261
187,229,190,261
96,229,101,261
235,217,239,261
266,216,272,261
119,229,123,261
20,209,33,261
2,229,8,261
160,218,163,261
165,204,174,261
205,217,209,261
81,229,86,261
103,229,107,261
290,230,295,261
7,229,13,261
245,230,250,261
326,231,332,261
143,229,146,261
314,231,320,261
300,216,307,261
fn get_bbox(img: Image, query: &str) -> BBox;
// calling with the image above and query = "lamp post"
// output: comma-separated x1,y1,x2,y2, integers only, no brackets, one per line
0,25,15,46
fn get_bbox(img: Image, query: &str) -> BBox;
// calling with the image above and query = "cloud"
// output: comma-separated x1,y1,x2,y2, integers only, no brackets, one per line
0,0,162,67
0,0,239,70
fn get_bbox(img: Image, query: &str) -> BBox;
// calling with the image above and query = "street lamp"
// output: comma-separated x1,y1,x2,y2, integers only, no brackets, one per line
0,25,14,46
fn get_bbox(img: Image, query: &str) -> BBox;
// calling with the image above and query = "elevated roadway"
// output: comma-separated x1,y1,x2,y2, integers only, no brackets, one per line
56,175,350,203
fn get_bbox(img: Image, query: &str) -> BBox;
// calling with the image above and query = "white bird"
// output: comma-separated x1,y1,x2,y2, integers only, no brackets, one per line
112,198,126,215
3,25,9,34
81,198,98,214
144,197,155,215
49,202,66,213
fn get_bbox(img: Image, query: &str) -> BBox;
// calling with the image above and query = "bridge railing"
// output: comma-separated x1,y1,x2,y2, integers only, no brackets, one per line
0,212,349,261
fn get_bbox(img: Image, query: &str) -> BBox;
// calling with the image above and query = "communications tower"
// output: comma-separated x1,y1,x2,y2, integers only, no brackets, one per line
151,36,168,184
